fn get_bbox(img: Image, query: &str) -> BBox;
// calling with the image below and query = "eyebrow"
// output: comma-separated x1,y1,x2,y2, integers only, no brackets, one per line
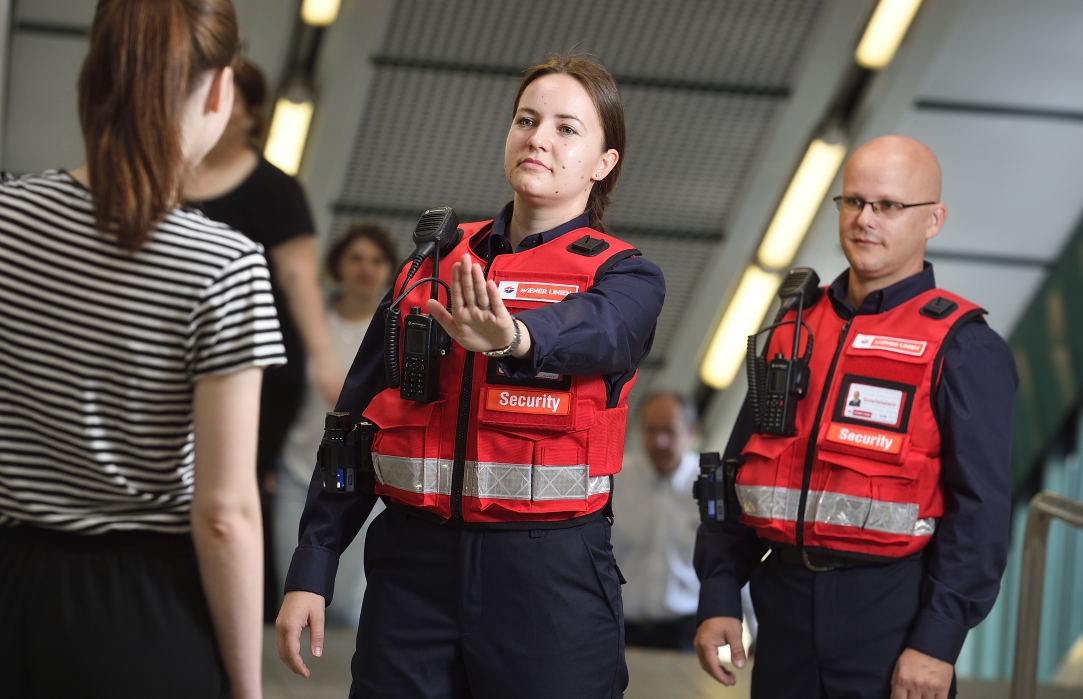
516,107,585,126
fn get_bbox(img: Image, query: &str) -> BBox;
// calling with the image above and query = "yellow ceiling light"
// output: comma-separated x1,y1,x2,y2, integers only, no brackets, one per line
855,0,924,69
700,265,781,389
301,0,343,26
756,139,847,270
263,97,314,176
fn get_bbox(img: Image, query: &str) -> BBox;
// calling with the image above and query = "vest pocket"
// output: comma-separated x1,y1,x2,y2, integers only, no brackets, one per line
808,447,925,547
736,437,799,541
367,393,447,508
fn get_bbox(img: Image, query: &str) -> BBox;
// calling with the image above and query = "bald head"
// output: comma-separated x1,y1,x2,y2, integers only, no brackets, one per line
838,136,948,307
844,135,942,202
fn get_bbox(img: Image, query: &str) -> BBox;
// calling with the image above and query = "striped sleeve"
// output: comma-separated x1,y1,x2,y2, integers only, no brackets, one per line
187,248,286,381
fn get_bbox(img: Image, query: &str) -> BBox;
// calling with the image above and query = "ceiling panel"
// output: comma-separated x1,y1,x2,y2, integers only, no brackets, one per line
381,0,821,88
896,109,1083,261
928,260,1047,337
917,0,1083,112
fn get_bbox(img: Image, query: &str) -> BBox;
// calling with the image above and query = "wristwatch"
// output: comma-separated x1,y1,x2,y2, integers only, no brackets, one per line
482,318,522,357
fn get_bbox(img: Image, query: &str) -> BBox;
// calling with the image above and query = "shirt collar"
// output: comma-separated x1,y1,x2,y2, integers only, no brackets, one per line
484,201,590,260
826,262,936,317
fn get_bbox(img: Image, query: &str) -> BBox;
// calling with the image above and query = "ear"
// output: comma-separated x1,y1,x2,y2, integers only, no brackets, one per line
204,66,234,115
592,148,619,181
925,202,947,242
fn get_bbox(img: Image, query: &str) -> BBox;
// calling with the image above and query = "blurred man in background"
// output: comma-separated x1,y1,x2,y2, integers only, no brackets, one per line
612,392,703,650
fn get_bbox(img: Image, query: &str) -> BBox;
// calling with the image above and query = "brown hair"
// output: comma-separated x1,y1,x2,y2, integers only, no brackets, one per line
513,53,626,233
78,0,239,250
233,58,268,138
325,222,399,283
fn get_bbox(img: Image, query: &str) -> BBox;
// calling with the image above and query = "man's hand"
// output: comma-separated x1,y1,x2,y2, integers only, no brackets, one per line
694,616,746,686
891,648,953,699
276,591,326,679
426,254,532,358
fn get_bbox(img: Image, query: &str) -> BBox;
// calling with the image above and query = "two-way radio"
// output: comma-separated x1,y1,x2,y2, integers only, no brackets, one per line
383,207,463,403
692,452,743,523
746,268,821,436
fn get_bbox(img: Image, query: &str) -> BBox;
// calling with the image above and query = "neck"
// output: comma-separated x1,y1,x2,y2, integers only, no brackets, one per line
335,293,378,321
845,260,925,308
506,195,588,249
198,136,250,171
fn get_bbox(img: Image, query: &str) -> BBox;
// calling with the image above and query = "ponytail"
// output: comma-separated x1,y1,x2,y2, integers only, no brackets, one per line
78,0,238,250
514,54,626,234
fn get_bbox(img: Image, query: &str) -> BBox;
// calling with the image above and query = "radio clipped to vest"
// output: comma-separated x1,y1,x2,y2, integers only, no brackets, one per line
384,207,463,403
319,412,375,494
746,268,822,436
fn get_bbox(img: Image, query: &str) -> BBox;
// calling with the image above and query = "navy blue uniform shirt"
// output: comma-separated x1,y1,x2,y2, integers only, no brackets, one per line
693,263,1017,665
285,204,665,602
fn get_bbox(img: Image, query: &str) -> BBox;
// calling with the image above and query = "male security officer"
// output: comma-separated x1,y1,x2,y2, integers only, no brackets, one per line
693,136,1017,699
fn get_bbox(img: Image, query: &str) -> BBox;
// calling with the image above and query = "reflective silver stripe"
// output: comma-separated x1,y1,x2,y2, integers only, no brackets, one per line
373,453,609,501
736,484,936,537
372,454,452,495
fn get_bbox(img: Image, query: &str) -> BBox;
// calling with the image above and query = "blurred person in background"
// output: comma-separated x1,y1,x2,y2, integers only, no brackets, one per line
0,1,283,698
275,223,397,628
185,58,342,618
612,392,702,650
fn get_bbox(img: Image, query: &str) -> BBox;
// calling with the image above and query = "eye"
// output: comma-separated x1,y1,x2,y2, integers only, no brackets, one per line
843,197,865,211
878,200,904,213
516,116,535,127
558,124,577,136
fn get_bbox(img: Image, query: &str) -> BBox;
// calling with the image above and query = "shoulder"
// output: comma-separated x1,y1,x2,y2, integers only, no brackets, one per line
0,170,93,208
250,157,307,195
154,205,270,267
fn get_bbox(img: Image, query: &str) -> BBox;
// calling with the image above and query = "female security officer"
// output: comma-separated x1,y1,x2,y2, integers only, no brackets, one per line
276,54,665,698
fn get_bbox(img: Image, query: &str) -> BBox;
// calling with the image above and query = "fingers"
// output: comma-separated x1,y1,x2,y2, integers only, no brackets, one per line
459,254,480,309
275,611,310,679
309,605,325,660
487,279,510,320
693,618,740,686
426,299,455,336
449,259,466,315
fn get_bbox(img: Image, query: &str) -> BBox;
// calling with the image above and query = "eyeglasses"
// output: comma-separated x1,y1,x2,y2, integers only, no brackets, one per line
833,196,937,219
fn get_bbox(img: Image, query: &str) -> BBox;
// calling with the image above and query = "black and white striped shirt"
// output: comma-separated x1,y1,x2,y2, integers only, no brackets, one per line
0,171,286,534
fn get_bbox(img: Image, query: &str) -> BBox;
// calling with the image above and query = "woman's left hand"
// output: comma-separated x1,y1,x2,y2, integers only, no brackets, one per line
426,254,532,359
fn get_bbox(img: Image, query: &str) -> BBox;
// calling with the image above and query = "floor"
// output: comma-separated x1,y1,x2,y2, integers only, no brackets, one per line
262,626,1083,699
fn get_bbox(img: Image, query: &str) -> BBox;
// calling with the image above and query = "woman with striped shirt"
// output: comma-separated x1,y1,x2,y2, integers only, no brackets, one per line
0,1,282,697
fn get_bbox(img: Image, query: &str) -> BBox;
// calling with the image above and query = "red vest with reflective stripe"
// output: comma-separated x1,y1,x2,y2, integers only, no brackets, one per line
735,287,984,558
363,221,641,523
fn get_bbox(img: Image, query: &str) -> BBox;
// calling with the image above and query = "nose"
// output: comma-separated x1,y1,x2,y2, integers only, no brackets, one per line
854,200,878,229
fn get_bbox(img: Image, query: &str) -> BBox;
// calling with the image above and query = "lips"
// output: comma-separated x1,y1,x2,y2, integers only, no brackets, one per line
519,158,550,171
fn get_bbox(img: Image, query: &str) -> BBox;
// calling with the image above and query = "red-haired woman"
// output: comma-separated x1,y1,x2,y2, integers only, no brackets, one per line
0,2,279,697
277,54,665,698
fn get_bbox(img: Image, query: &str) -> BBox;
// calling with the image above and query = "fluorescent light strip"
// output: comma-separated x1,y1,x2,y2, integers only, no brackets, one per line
301,0,342,26
264,98,314,176
756,139,847,270
855,0,924,70
700,265,781,389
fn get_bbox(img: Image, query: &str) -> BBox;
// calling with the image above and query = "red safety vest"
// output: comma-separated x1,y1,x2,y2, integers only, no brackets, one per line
735,287,984,558
363,221,642,523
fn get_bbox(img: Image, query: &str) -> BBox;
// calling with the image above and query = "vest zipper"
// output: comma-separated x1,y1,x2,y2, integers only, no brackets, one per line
449,255,496,519
794,317,852,551
449,351,474,519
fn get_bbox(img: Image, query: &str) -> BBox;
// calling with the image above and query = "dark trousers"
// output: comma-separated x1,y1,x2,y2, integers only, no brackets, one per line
749,550,957,699
0,526,228,699
624,615,698,651
349,509,628,699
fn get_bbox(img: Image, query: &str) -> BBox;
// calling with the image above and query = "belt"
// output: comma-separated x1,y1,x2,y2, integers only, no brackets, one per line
774,544,910,572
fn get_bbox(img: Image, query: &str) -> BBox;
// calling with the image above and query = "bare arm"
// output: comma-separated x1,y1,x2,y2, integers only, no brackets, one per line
270,235,344,405
191,368,265,699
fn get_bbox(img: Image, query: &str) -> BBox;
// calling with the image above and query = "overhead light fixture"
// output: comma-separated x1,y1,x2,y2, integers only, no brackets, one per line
264,97,314,176
301,0,342,26
855,0,924,69
756,139,847,270
700,265,781,389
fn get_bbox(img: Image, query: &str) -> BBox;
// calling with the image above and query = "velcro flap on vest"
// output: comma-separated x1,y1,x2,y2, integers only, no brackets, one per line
741,434,796,461
492,272,590,310
479,386,576,431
